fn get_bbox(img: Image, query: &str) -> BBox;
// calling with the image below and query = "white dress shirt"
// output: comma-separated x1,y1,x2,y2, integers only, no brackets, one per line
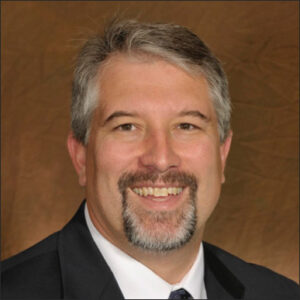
84,204,207,299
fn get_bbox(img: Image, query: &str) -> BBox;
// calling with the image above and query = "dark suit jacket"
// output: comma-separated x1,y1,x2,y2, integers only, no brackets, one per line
1,202,299,299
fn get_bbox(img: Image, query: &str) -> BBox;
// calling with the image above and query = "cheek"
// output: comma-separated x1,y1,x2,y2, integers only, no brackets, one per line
178,138,222,174
179,139,223,215
94,138,139,180
86,138,140,232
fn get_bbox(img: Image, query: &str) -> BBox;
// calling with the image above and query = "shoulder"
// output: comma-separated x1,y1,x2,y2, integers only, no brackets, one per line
1,232,62,299
203,242,300,299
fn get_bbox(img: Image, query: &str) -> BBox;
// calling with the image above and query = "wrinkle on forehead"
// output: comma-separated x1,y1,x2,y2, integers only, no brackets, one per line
91,53,217,131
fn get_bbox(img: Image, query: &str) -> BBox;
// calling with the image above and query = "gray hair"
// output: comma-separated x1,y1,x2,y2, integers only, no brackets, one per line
71,19,231,144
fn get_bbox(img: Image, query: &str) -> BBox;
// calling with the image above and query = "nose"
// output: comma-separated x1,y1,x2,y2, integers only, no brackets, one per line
138,130,181,172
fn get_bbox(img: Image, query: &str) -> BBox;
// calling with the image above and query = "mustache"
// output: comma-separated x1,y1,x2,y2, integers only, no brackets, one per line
118,171,198,194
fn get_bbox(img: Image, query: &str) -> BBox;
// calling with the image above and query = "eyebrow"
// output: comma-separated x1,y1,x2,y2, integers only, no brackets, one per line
103,109,210,125
103,111,138,125
178,110,210,122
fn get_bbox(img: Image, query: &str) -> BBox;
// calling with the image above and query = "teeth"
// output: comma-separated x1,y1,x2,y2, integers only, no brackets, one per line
132,187,183,197
148,187,153,195
142,187,148,196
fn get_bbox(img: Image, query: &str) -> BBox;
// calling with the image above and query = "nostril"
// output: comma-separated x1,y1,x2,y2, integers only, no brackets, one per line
139,138,181,172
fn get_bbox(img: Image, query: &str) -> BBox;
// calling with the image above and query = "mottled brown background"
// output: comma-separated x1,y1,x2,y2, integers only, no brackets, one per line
1,1,299,282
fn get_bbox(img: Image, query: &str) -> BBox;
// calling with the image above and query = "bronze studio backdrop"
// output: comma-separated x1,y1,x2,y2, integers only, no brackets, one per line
1,1,299,282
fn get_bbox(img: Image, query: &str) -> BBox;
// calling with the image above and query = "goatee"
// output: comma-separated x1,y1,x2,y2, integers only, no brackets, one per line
118,171,198,252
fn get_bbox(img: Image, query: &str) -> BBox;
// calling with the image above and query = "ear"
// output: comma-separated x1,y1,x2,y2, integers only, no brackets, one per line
220,131,233,184
67,132,87,186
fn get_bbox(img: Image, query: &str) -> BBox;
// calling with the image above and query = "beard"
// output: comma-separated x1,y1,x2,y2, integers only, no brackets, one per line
118,171,198,253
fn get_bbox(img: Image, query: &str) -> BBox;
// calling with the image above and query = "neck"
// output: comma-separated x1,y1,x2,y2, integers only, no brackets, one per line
126,232,203,284
87,202,204,284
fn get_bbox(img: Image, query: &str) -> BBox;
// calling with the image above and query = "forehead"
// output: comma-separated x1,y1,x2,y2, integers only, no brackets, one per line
96,54,215,118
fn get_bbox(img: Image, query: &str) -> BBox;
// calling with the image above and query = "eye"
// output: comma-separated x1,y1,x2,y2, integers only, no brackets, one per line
115,123,136,131
178,123,199,130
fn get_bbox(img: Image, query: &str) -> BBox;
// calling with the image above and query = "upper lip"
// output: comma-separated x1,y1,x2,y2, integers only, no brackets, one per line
130,184,184,188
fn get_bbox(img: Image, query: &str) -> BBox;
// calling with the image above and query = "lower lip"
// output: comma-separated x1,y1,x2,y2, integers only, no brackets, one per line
129,189,186,210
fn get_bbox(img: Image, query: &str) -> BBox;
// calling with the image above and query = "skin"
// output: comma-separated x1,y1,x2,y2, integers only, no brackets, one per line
67,54,232,283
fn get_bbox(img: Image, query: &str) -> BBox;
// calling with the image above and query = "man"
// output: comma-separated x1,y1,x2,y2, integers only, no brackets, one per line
1,19,299,299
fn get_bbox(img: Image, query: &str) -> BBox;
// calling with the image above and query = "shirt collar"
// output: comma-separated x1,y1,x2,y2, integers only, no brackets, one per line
84,203,207,299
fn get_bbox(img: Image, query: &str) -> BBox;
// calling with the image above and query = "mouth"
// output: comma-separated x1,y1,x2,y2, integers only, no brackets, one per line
131,186,184,202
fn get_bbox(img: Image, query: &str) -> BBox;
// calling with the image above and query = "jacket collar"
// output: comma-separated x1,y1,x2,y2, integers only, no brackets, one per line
58,201,245,299
203,242,245,299
58,202,124,300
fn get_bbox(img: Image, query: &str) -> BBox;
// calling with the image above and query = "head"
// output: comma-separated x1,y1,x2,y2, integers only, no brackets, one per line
68,19,232,253
71,19,231,145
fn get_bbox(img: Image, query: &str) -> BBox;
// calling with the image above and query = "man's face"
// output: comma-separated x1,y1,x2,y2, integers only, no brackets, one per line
70,55,231,252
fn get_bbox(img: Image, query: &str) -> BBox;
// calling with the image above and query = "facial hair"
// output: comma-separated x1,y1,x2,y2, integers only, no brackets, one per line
118,171,198,253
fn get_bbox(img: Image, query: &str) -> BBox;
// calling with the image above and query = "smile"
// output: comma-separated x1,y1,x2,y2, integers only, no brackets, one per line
132,187,183,197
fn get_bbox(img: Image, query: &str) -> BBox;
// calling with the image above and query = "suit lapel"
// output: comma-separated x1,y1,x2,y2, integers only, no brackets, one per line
203,242,245,299
57,202,245,300
58,202,124,300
